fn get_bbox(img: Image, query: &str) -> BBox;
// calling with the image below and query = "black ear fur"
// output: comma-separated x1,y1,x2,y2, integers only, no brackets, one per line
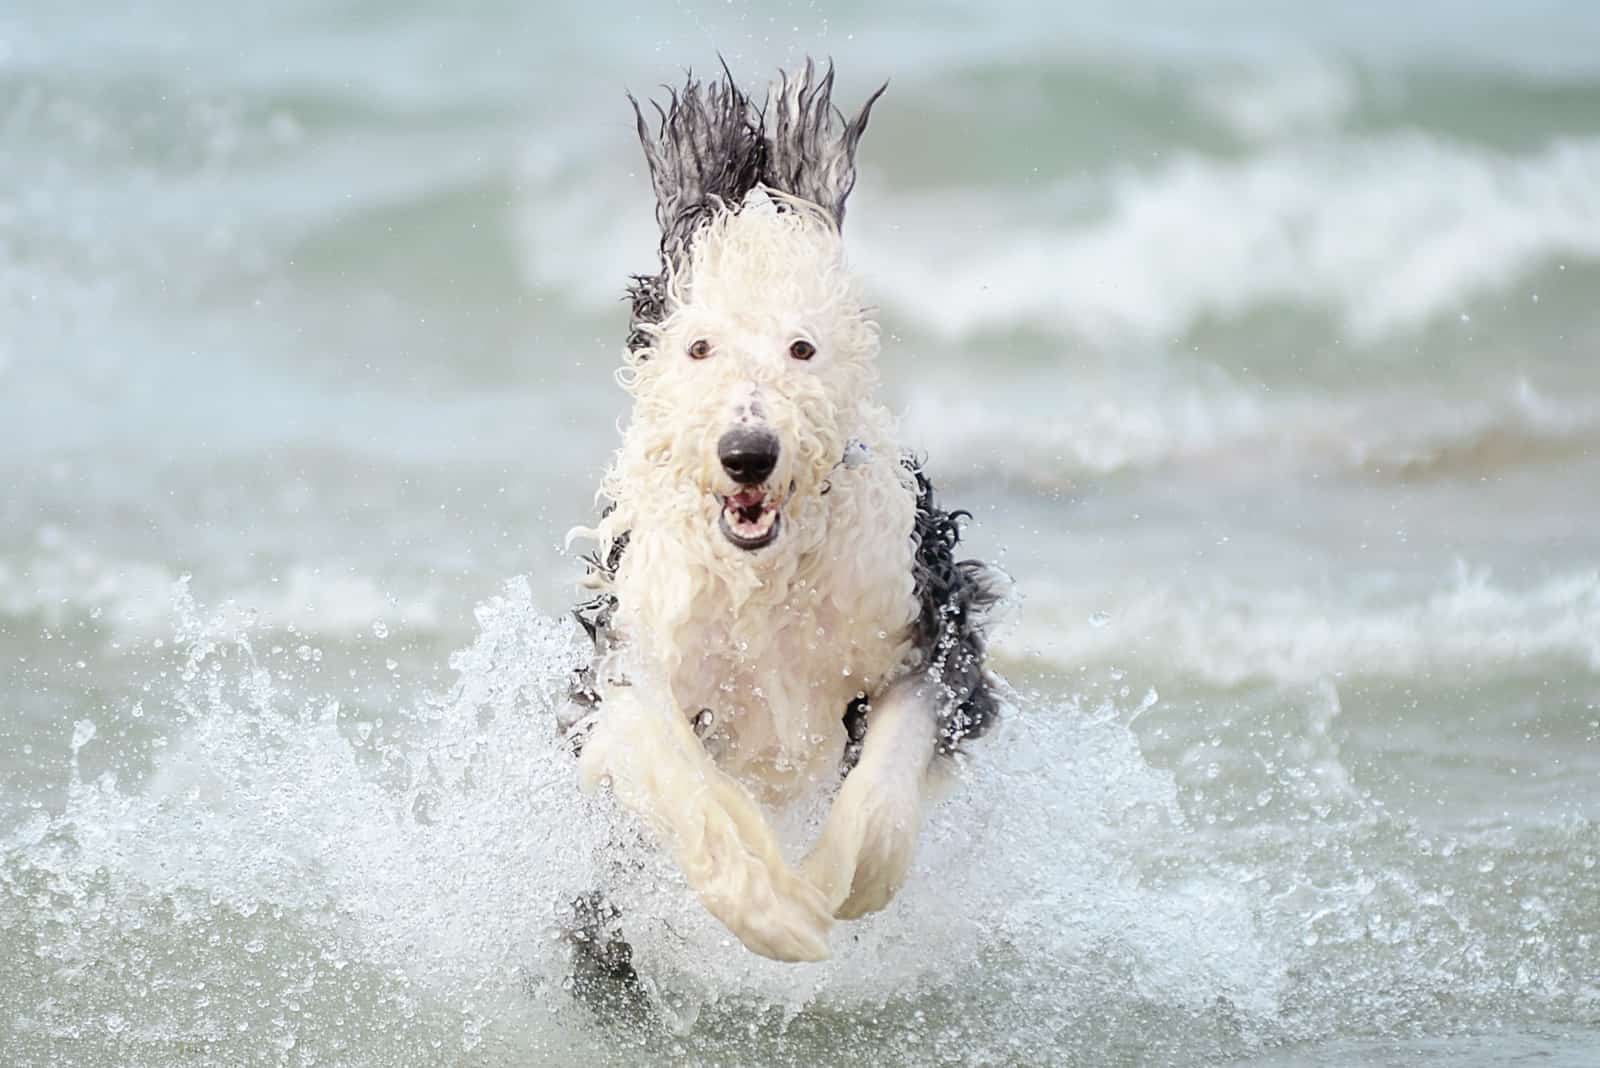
762,58,886,229
626,65,765,354
629,66,766,272
624,59,884,352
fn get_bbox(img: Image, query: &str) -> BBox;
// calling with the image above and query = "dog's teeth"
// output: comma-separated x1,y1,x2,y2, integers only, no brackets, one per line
717,492,781,546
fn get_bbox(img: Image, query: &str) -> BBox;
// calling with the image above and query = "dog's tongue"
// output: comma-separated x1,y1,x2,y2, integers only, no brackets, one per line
729,488,765,508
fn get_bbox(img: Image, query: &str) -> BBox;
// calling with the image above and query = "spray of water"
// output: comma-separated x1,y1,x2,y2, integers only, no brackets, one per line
2,575,1296,1064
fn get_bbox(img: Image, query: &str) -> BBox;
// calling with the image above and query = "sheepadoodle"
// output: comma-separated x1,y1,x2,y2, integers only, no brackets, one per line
566,59,1003,965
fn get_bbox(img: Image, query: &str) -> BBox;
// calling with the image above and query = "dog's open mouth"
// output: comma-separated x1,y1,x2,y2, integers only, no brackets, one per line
718,488,781,550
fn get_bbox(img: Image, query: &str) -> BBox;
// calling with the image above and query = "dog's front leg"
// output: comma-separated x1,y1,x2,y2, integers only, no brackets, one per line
802,675,940,920
576,686,833,962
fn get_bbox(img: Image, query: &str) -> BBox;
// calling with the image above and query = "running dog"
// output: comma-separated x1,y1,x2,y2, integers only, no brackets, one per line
567,59,1002,963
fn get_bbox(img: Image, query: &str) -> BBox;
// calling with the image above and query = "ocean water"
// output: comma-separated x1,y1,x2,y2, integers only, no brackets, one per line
3,1,1599,1064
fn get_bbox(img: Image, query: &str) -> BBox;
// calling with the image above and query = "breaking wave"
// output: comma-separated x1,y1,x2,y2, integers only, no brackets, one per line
902,375,1600,484
853,134,1600,345
1020,563,1600,689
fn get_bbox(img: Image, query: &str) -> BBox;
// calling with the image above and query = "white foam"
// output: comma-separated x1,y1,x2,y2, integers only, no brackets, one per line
898,371,1599,483
0,530,440,639
1191,56,1358,141
0,527,175,632
1022,563,1600,689
853,134,1600,344
241,564,442,636
898,365,1270,482
512,129,657,313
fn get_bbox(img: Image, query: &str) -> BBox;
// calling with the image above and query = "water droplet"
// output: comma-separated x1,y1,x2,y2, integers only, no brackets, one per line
1089,611,1111,628
371,620,389,639
71,720,97,751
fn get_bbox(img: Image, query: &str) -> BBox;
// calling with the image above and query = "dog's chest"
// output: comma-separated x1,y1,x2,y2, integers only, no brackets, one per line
670,581,908,795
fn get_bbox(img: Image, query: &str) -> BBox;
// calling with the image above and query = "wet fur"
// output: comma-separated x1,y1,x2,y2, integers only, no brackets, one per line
567,60,1001,963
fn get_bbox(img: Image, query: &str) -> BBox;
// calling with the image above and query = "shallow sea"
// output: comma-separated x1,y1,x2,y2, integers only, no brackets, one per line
2,2,1598,1064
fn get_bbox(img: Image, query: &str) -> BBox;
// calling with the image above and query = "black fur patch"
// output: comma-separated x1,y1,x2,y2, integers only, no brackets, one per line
904,457,1004,751
763,58,886,228
629,68,765,273
625,59,884,354
626,67,764,354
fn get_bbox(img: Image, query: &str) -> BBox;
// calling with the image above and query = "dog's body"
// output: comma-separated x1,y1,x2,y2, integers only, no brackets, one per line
567,61,1002,963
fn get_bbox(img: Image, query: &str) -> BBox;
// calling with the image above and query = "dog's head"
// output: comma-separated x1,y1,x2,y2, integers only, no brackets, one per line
614,62,886,557
627,198,877,553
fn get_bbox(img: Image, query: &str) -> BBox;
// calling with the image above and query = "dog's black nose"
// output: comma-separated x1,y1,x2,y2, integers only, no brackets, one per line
717,428,779,485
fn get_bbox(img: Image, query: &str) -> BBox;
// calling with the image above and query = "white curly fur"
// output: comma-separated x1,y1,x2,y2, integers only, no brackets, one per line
571,191,941,962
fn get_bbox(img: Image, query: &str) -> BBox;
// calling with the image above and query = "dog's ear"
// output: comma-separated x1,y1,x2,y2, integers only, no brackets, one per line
622,60,883,354
630,66,765,270
627,66,764,353
762,58,886,229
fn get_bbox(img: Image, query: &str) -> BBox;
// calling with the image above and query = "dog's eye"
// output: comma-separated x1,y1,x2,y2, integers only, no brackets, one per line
687,338,713,360
788,339,816,361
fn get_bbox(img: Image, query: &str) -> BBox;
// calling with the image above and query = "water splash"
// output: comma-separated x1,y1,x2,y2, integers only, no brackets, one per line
1,574,1296,1064
5,574,1595,1065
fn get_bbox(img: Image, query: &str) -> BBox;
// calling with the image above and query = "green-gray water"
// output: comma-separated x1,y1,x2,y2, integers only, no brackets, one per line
3,2,1598,1064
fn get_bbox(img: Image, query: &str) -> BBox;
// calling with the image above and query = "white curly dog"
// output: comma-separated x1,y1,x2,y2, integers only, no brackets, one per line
567,60,1002,964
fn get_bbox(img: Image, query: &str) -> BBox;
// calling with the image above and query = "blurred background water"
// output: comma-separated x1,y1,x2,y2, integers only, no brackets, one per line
2,2,1598,1065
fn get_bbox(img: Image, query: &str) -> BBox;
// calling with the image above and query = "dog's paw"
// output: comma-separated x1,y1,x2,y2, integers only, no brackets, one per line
697,859,833,962
682,778,834,961
829,804,918,920
802,772,922,921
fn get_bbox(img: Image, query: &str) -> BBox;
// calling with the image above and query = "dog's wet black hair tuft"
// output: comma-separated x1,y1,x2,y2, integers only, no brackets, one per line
626,63,764,353
904,457,1004,751
625,57,884,354
763,57,886,229
629,64,767,273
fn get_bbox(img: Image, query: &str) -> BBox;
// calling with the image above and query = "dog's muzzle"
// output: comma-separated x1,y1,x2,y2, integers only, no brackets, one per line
716,428,782,550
